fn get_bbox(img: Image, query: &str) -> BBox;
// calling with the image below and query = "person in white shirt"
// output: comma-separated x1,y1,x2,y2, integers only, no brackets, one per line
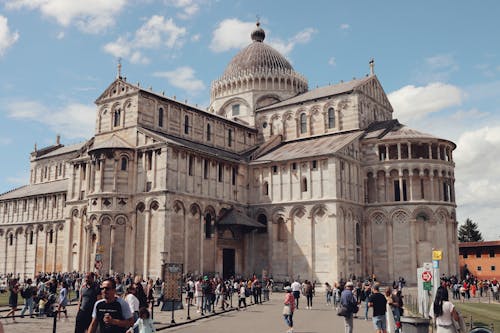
430,286,459,333
125,285,140,333
290,280,302,309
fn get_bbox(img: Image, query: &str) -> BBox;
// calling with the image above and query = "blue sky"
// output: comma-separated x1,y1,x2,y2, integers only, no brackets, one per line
0,1,499,240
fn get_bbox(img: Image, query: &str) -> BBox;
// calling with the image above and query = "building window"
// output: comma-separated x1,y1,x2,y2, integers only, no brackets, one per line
188,156,194,176
263,181,269,195
205,214,212,239
476,251,482,258
292,162,297,170
204,159,209,179
146,181,152,192
232,167,237,186
184,115,189,134
23,200,27,212
121,157,127,171
218,163,223,182
53,195,57,208
228,129,232,147
311,160,317,170
356,248,361,264
147,151,153,170
477,266,482,271
301,177,308,192
257,214,268,233
489,250,495,258
272,165,278,174
492,266,496,271
29,231,33,245
463,252,468,259
232,104,240,116
355,223,361,246
158,107,164,127
49,230,53,244
113,109,121,127
277,217,287,241
300,113,307,134
328,107,335,128
9,234,13,246
206,124,211,141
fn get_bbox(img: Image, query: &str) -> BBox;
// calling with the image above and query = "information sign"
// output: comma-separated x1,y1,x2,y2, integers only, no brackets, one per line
423,281,432,291
162,263,183,301
422,270,433,282
432,250,443,261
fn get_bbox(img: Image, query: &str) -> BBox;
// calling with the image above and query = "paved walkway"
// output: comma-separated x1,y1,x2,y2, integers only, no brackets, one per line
0,293,375,333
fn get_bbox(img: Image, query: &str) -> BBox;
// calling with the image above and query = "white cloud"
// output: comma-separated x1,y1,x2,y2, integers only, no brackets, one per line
340,23,350,30
56,31,64,39
210,19,255,52
103,15,186,64
450,108,489,121
328,57,336,67
6,100,95,139
210,19,316,55
453,126,500,239
0,15,19,57
5,0,127,33
414,54,459,83
388,82,464,123
191,34,201,42
164,0,201,19
153,66,205,93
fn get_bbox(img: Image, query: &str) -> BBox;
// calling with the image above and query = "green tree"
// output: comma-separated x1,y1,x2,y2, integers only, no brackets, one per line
458,218,484,242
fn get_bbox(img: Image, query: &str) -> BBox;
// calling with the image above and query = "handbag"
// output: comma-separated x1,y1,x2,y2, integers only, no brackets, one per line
283,304,292,315
337,305,349,317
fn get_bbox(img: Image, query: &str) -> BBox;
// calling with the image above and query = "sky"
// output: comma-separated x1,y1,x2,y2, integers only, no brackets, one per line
0,1,499,240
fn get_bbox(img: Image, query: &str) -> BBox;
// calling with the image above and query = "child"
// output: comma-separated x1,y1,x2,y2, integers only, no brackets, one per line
128,307,155,333
38,296,47,317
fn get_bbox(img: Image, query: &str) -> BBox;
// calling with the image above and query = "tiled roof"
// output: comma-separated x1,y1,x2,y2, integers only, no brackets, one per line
253,131,363,162
218,208,266,229
36,142,86,159
0,179,68,200
257,76,373,111
90,135,133,151
140,127,246,162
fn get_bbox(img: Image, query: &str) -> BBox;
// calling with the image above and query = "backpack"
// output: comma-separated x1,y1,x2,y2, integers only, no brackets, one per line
21,286,30,299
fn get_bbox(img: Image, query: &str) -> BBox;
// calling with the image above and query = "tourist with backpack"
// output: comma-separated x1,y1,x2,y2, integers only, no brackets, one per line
20,279,35,318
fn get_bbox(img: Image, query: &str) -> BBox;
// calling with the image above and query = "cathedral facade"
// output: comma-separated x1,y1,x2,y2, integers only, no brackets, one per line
0,23,459,284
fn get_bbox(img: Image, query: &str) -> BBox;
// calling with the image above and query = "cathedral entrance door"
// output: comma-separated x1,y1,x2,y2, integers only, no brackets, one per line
222,248,235,279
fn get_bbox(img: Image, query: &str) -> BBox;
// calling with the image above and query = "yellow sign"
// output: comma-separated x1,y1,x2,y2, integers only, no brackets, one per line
432,250,443,261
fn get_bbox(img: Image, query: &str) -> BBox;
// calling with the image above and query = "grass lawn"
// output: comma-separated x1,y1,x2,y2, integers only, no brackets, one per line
455,301,500,331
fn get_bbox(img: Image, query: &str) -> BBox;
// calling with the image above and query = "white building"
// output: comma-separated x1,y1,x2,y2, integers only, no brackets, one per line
0,23,458,284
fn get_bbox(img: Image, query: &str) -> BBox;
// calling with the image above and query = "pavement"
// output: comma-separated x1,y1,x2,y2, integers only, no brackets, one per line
0,293,375,333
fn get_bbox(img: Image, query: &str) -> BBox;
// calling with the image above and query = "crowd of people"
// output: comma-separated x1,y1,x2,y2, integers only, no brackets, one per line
440,274,499,301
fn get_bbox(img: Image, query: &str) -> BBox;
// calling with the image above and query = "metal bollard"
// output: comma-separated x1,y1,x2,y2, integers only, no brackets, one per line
171,299,175,324
52,310,58,333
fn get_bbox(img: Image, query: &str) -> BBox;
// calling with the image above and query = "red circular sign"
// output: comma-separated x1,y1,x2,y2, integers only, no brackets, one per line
422,270,432,282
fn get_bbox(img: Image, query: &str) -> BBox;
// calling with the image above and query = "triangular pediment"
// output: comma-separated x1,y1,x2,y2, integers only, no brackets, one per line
355,76,393,112
95,78,140,105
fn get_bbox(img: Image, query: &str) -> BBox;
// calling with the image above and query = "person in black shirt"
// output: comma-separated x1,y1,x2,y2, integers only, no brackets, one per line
88,278,133,333
75,272,101,333
368,284,387,333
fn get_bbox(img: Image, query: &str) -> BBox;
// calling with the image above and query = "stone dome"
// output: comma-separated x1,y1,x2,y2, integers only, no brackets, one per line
221,22,296,80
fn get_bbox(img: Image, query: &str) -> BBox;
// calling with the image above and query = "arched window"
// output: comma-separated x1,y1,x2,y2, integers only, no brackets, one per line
49,229,54,243
158,108,164,127
206,124,211,141
9,234,13,246
263,181,269,195
301,177,308,192
113,109,121,127
120,157,127,171
355,223,361,246
300,113,307,134
29,230,34,245
205,213,212,239
257,214,268,233
328,107,335,128
277,217,287,241
184,115,189,134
